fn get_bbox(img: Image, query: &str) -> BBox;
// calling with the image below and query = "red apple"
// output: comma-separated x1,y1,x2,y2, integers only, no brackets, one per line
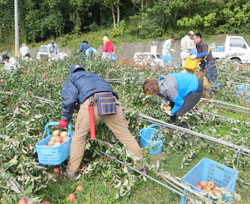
42,201,51,204
40,67,45,71
80,165,86,171
55,136,62,142
42,74,46,78
53,130,60,137
61,137,67,144
0,79,4,83
17,197,28,204
199,180,207,187
53,167,60,174
67,193,77,202
207,181,215,190
76,184,83,191
195,183,204,190
48,140,55,146
212,188,222,197
50,136,56,142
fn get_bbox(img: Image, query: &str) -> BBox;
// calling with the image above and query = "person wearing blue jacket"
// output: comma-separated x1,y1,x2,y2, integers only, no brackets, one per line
59,64,144,180
143,73,203,129
80,40,90,60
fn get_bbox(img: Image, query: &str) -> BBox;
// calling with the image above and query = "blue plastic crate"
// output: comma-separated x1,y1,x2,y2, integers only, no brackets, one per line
139,124,165,155
181,158,238,203
235,84,250,102
35,122,74,165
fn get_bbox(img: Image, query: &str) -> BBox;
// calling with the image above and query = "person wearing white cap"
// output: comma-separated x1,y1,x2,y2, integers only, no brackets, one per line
102,36,114,60
180,31,195,67
20,43,30,60
47,40,59,61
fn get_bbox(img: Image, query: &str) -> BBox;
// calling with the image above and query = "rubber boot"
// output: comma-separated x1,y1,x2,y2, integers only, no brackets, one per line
177,121,190,140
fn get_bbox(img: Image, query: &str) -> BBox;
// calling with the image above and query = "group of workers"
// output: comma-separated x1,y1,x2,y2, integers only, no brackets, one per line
163,31,218,97
58,32,218,180
79,36,114,61
0,31,219,180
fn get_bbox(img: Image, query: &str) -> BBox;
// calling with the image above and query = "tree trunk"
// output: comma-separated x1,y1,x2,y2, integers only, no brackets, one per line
116,0,120,27
141,0,143,11
111,2,116,28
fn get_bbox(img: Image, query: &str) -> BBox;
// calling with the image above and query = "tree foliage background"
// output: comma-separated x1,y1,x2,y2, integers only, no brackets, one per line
0,0,250,45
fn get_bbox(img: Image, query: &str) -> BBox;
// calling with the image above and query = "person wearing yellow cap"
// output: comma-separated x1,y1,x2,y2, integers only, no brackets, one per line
102,36,114,60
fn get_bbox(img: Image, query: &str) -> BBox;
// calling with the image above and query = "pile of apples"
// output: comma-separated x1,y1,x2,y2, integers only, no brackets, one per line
195,180,225,197
46,130,68,147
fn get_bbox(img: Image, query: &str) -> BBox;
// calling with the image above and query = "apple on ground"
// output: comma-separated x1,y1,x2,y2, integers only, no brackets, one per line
17,197,28,204
61,131,68,137
207,181,215,189
76,184,83,191
199,180,207,188
195,183,204,190
42,74,46,78
53,130,60,137
53,167,60,174
67,193,77,202
54,142,61,146
42,201,51,204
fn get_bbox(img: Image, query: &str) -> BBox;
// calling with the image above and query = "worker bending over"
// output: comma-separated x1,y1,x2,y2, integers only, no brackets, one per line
59,64,144,180
143,73,203,130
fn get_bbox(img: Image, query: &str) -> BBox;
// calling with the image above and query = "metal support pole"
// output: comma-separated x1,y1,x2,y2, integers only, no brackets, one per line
14,0,19,57
139,113,250,155
98,150,190,199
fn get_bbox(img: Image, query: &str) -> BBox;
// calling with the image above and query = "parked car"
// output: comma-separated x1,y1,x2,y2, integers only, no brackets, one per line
211,36,250,63
134,52,164,67
36,45,67,60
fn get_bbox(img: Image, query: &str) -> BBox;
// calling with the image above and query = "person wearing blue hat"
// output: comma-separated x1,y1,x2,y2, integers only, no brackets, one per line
80,40,90,60
59,64,144,181
85,47,98,58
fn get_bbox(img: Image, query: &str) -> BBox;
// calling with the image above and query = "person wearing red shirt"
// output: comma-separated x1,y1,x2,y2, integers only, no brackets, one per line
102,36,114,60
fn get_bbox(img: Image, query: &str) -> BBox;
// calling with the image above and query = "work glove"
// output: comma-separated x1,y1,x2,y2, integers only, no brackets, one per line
59,119,68,128
190,55,197,59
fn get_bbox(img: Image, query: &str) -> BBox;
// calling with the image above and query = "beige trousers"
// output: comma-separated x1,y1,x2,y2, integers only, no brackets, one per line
196,68,212,90
67,98,143,172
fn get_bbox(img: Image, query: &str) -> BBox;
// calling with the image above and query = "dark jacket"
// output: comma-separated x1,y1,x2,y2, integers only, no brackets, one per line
80,42,90,55
61,66,118,121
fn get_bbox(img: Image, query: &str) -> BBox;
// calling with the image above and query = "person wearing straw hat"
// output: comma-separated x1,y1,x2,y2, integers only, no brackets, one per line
102,36,114,60
143,73,203,136
59,64,145,181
